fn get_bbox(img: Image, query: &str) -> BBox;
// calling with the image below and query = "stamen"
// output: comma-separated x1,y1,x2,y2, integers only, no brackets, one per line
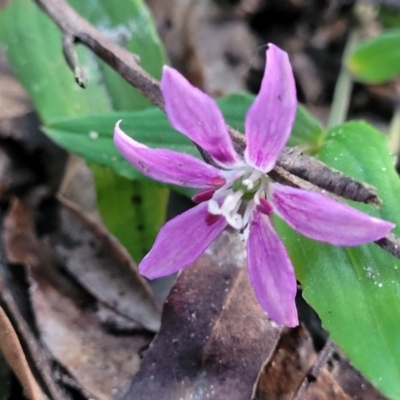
253,177,269,205
242,170,263,190
208,199,222,215
257,198,273,215
240,224,251,241
226,213,243,230
192,188,215,203
222,190,244,212
242,200,256,228
207,176,226,187
205,213,221,226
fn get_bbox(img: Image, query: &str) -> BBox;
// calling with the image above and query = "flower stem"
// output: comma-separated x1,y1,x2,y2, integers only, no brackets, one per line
388,103,400,156
327,29,360,128
388,79,400,175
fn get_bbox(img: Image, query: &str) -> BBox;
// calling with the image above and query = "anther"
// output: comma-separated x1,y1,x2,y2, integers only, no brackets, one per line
257,198,273,215
205,213,221,226
207,176,226,187
192,188,215,203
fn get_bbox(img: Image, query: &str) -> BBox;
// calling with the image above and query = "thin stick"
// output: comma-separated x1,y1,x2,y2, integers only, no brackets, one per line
291,339,335,400
327,29,359,128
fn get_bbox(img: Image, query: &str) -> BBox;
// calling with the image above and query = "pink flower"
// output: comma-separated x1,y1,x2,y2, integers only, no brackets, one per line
114,44,394,327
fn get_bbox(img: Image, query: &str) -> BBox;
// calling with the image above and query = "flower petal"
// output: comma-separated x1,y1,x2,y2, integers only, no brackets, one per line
271,183,395,246
114,121,224,188
139,202,227,279
244,44,297,172
247,210,298,327
161,66,240,167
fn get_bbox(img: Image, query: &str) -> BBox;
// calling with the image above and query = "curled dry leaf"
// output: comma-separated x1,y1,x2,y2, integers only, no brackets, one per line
45,196,161,332
2,196,154,399
0,305,47,400
254,326,317,400
327,348,388,400
126,230,282,400
0,285,68,400
29,274,150,400
255,326,387,400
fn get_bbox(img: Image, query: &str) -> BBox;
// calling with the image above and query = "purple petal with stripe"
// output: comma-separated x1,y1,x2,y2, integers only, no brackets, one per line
114,121,224,188
244,44,297,172
161,66,240,167
139,202,227,279
271,183,395,246
247,209,298,327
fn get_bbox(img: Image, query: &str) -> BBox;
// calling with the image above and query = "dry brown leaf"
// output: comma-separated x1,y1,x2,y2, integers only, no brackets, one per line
255,326,317,400
302,368,352,400
0,304,47,400
2,196,153,399
45,197,161,332
3,196,92,305
126,231,282,400
29,274,150,400
0,286,69,400
148,0,256,95
194,5,257,96
328,348,388,400
58,154,100,220
255,325,387,400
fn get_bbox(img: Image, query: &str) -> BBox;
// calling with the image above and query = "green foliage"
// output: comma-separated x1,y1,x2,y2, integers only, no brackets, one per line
378,6,400,29
91,165,169,259
0,0,168,261
44,94,325,183
275,122,400,399
346,29,400,83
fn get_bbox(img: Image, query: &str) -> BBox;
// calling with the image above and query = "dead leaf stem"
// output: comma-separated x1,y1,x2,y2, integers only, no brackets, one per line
0,305,47,400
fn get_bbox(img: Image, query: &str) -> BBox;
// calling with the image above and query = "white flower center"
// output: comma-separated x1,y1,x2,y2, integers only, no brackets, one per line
207,165,272,237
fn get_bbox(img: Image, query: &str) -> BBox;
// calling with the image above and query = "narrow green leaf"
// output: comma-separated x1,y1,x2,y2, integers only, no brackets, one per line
346,29,400,83
91,165,169,261
68,0,166,110
45,95,324,184
0,0,111,121
275,121,400,398
0,0,169,261
44,110,199,181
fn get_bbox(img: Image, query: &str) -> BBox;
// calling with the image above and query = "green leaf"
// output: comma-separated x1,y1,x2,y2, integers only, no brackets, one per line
0,0,111,121
45,95,324,183
68,0,166,110
216,94,325,150
275,121,400,398
378,6,400,29
288,105,324,150
0,0,169,262
45,110,200,181
346,29,400,83
91,165,169,260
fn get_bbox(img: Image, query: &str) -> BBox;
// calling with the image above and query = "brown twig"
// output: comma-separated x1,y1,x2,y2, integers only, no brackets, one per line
31,0,400,259
62,34,87,88
230,134,381,207
291,339,335,400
